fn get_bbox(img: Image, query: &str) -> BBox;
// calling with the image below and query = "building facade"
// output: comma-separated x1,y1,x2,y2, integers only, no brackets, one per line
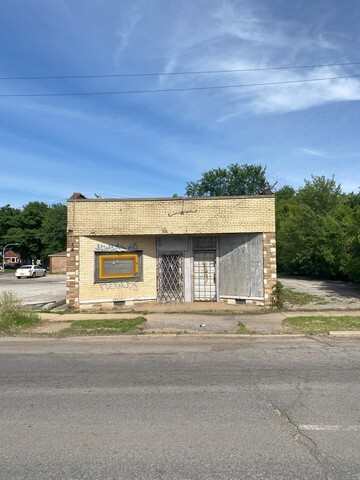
4,250,21,267
49,251,67,274
66,194,276,310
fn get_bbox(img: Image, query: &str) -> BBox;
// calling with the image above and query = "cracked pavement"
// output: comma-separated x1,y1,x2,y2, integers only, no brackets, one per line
0,335,359,479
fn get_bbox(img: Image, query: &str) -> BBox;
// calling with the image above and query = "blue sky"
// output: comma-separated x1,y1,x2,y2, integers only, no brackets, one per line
0,0,359,208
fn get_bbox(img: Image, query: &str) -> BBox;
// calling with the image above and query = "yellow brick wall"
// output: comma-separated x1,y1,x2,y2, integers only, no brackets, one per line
68,196,275,236
263,232,277,303
78,236,157,306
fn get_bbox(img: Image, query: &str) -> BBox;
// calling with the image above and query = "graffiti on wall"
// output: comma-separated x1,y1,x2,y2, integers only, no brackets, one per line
98,281,138,291
95,241,140,292
95,242,138,252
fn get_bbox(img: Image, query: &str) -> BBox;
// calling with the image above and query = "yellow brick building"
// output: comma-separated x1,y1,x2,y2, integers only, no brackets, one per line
67,193,276,309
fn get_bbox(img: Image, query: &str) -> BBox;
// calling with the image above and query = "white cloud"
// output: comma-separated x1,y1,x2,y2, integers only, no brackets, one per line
249,73,360,114
301,148,325,157
113,4,143,64
155,0,360,117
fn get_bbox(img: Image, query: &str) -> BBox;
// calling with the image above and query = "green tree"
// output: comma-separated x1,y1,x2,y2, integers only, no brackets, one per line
276,202,320,275
296,175,342,214
275,185,296,203
276,176,355,279
343,204,360,282
41,204,67,259
1,201,68,265
6,202,48,263
185,163,268,197
0,204,21,243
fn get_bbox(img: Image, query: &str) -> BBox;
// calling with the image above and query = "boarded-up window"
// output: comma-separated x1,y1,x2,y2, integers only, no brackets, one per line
219,234,263,298
95,252,143,282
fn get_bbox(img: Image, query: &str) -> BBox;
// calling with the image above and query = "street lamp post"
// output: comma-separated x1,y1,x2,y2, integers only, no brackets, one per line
2,243,19,272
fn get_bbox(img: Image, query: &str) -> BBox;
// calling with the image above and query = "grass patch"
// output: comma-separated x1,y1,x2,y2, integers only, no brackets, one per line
282,288,327,306
284,316,360,334
58,317,146,336
237,321,253,334
0,310,41,334
0,291,41,334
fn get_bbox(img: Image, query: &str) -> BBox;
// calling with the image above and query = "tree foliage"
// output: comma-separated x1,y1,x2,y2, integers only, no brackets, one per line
185,166,360,283
185,163,268,197
296,175,342,214
276,176,359,282
0,202,67,265
41,204,67,258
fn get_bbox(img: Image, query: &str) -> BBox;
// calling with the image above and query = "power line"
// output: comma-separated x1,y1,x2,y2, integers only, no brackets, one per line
0,60,359,81
0,73,359,98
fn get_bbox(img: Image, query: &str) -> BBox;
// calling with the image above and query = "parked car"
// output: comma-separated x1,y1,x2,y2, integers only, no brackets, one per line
15,265,47,279
0,264,17,270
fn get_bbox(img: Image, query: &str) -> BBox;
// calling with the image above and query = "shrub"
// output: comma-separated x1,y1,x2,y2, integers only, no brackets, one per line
271,281,285,309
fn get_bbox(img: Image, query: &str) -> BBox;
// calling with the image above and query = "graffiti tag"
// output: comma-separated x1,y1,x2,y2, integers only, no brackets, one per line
95,242,138,252
99,282,138,291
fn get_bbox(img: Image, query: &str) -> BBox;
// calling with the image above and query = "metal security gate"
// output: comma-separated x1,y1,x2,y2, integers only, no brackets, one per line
193,251,216,301
157,253,184,302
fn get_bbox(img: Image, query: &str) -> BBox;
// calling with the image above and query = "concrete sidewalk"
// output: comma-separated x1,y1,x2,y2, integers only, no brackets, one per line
37,308,360,335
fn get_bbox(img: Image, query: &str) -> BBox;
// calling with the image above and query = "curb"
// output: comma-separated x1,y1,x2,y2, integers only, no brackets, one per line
25,299,66,310
0,333,308,340
1,333,359,341
329,331,360,336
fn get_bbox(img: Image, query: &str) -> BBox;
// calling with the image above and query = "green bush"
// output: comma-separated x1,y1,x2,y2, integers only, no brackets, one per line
271,281,285,309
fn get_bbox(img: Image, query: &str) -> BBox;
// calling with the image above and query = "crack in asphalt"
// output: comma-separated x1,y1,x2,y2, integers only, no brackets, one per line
306,337,356,371
250,374,330,479
307,335,335,347
288,381,305,412
266,399,331,479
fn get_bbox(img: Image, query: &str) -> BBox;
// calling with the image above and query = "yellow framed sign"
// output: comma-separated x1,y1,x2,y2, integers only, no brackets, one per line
95,252,142,282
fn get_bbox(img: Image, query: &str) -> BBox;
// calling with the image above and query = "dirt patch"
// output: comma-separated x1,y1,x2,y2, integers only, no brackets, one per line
32,322,72,333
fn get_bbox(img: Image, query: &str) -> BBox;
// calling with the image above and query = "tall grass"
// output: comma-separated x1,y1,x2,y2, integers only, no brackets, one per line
0,291,40,333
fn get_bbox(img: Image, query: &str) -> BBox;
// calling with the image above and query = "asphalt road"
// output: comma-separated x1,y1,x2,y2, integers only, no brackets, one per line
0,336,359,479
280,276,360,309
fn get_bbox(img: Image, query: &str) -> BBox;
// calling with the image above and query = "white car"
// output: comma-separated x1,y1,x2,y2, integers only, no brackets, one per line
15,265,47,279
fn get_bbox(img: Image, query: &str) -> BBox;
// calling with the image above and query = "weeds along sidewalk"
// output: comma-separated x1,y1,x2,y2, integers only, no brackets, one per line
35,310,360,336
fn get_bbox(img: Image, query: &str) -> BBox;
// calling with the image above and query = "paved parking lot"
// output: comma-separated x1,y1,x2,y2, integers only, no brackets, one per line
0,272,66,307
280,276,360,309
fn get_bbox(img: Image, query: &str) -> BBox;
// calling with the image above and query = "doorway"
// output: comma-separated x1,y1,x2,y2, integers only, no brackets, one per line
193,251,216,301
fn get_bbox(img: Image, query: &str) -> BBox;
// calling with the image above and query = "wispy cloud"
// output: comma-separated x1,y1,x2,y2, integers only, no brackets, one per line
248,69,360,114
1,0,359,206
301,147,325,157
156,0,360,118
113,3,143,64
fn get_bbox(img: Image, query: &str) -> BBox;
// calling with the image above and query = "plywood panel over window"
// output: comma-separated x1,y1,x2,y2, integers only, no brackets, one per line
219,234,263,298
95,252,143,282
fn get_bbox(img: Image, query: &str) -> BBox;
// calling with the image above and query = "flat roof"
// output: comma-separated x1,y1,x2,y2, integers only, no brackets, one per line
68,195,274,203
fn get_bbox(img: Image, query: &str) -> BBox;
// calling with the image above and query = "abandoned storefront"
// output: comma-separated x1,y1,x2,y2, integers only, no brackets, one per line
66,193,276,309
